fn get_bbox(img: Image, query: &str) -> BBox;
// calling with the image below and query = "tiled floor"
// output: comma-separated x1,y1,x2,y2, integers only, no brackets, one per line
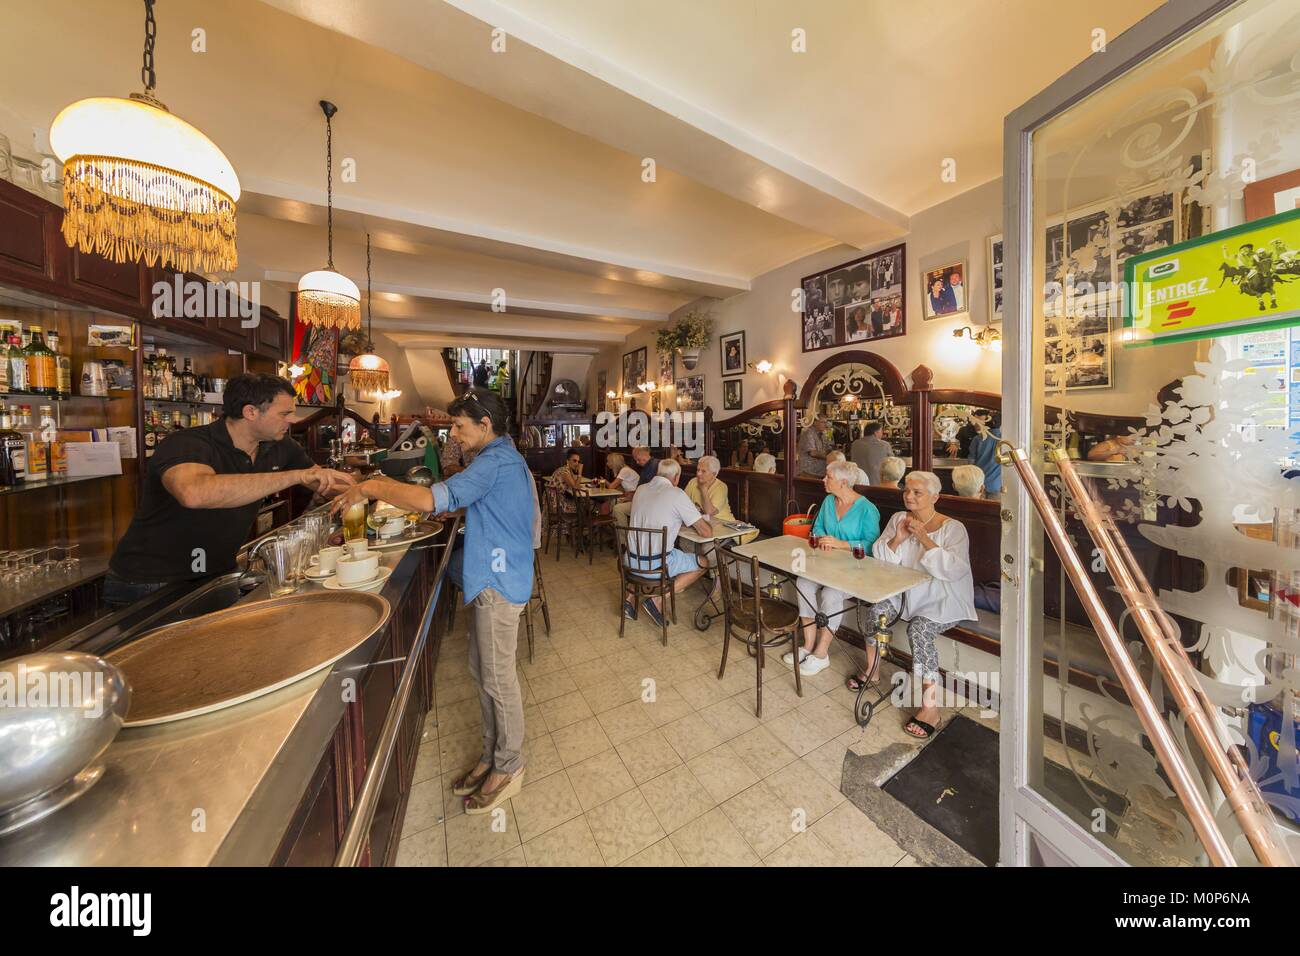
394,547,993,867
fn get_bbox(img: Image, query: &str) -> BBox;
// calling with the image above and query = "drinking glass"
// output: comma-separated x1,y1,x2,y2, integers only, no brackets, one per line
302,513,329,552
343,501,367,543
59,544,81,574
808,533,821,551
258,536,299,596
852,544,866,560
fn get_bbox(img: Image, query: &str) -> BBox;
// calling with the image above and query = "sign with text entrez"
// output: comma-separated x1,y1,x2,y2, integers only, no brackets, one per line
1123,207,1300,346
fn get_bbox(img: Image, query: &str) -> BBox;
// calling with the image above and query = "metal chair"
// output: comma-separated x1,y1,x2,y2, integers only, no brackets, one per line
716,547,803,717
541,480,581,560
616,525,677,646
582,492,618,564
521,549,551,663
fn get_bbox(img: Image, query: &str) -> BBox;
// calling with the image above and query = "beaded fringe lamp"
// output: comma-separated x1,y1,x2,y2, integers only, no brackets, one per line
296,100,360,330
50,0,240,273
347,234,390,395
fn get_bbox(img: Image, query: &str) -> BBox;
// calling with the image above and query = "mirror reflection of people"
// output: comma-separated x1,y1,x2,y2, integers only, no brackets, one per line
878,456,906,489
1086,433,1136,462
783,460,881,677
731,438,755,469
797,413,831,477
826,450,869,487
753,443,777,474
847,471,976,739
850,420,892,485
945,408,990,459
951,463,985,498
967,411,1003,494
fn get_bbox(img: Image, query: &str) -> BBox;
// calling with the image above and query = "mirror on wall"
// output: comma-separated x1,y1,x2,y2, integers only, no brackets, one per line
932,401,1001,467
804,362,913,464
714,409,785,474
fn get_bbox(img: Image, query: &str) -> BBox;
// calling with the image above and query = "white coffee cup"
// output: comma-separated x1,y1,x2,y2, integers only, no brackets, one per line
336,552,380,586
310,546,343,574
380,516,414,538
344,538,369,558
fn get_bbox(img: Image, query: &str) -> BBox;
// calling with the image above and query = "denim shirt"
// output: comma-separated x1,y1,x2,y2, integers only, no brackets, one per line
432,436,536,605
969,428,1002,493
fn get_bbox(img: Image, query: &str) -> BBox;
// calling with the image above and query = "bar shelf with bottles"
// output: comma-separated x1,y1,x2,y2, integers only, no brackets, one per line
811,394,914,464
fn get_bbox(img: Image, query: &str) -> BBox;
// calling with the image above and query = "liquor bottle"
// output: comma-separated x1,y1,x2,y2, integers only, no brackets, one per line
0,338,7,395
182,358,198,402
0,405,24,485
171,410,183,432
7,335,26,394
18,405,46,478
46,330,72,400
23,327,57,398
45,406,66,476
144,409,157,459
155,348,169,400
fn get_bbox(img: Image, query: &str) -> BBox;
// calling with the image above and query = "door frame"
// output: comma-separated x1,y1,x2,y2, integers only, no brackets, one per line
998,0,1243,867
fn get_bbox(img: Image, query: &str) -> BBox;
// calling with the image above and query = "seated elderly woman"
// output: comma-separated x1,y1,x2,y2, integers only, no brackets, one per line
545,447,584,514
781,459,881,677
604,451,641,526
752,442,777,474
684,455,759,545
826,449,869,487
848,470,976,739
951,463,985,498
879,456,906,489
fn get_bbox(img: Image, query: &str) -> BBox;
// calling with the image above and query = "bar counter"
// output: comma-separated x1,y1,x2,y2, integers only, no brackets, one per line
0,524,451,867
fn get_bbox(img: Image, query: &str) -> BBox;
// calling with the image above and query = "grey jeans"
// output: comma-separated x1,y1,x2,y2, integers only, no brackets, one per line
466,587,527,775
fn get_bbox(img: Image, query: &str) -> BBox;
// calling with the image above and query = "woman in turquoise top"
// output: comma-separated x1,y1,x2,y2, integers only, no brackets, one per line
782,459,882,677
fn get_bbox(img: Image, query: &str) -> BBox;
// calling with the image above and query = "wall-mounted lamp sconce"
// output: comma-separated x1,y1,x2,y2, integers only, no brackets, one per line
605,390,617,399
749,359,774,374
637,381,656,392
953,325,1002,352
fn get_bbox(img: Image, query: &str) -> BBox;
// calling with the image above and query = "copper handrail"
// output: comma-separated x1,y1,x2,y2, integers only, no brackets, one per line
1000,441,1237,866
1046,446,1291,867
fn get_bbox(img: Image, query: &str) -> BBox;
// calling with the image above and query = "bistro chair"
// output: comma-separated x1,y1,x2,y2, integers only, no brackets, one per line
583,493,618,564
541,479,581,561
716,547,802,717
615,525,676,646
521,549,551,663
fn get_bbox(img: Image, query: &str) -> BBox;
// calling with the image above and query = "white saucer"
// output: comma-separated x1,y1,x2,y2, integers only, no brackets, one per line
304,565,337,581
322,565,393,592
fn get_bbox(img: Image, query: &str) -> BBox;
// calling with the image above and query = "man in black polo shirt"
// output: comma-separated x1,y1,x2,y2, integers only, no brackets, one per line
104,373,353,608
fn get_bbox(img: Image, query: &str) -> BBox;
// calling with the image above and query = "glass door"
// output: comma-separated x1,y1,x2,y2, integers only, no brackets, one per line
1002,0,1300,865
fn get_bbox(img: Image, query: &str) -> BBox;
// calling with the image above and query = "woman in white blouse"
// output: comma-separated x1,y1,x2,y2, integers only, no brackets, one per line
847,470,976,739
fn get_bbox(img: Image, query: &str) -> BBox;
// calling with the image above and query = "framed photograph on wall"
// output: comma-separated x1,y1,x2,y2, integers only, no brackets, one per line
658,350,674,387
722,379,742,410
799,242,906,353
921,261,968,319
987,235,1003,320
622,346,647,392
596,370,607,411
676,375,705,411
1244,168,1300,221
720,331,745,376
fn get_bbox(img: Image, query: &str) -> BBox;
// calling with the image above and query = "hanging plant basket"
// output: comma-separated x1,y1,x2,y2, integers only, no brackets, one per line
679,347,702,370
658,308,714,372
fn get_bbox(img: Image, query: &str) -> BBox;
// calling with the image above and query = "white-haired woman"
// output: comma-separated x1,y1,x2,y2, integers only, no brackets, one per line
848,470,976,739
826,449,869,487
782,459,882,677
879,456,906,489
685,455,758,545
951,463,985,498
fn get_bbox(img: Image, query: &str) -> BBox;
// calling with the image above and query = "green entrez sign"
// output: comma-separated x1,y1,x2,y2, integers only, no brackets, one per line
1123,207,1300,346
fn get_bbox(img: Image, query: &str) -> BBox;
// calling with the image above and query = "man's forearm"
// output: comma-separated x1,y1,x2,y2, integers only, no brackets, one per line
179,470,305,509
362,477,435,513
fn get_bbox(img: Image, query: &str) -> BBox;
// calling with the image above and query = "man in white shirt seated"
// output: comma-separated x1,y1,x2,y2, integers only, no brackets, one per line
826,450,870,487
625,459,712,627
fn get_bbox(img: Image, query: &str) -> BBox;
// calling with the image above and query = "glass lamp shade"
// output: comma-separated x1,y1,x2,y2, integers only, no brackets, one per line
297,269,361,329
347,348,390,394
50,95,240,273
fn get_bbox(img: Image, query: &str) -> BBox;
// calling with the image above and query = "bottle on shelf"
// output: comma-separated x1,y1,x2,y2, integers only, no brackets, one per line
23,327,58,398
7,333,27,395
144,408,157,459
17,404,47,478
46,330,72,401
0,405,25,485
43,406,66,476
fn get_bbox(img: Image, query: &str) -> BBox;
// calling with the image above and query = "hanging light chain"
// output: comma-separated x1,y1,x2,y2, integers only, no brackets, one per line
325,108,334,269
366,232,373,345
141,0,158,93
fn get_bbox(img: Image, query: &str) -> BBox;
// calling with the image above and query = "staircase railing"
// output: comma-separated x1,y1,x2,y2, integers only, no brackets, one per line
1002,440,1292,866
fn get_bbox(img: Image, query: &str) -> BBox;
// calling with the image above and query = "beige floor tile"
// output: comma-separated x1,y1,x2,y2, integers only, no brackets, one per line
521,814,606,867
639,764,716,833
765,758,846,824
551,716,614,767
480,845,527,867
810,802,908,866
509,769,584,842
803,734,851,789
674,673,732,711
720,780,800,857
763,831,839,866
395,823,447,867
660,712,725,762
435,696,482,736
603,646,652,678
412,738,441,787
687,743,760,804
567,656,618,689
519,650,568,680
641,685,693,728
556,640,605,667
595,699,657,746
615,729,684,785
566,748,636,810
585,789,666,865
581,676,642,714
436,769,466,823
402,774,445,835
437,676,481,707
444,804,521,867
619,836,685,867
670,807,760,867
522,704,548,740
538,690,595,731
521,732,564,785
697,696,762,743
796,694,860,739
729,724,800,779
764,707,835,756
895,854,924,866
529,670,579,703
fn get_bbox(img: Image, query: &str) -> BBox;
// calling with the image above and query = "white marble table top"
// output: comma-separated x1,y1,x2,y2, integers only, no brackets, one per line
573,485,623,497
731,534,929,604
679,519,755,545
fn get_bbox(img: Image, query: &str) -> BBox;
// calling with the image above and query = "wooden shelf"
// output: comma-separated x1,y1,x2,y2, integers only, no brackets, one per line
0,473,115,497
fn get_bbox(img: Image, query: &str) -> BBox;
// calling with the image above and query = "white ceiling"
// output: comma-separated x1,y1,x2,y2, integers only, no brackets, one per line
0,0,1162,354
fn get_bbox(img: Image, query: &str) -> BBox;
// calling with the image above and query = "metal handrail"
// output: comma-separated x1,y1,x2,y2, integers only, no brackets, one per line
1000,442,1237,866
1044,445,1291,867
334,513,461,867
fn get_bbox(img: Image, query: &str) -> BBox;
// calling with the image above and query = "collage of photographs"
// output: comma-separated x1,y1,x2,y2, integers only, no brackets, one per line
800,243,906,352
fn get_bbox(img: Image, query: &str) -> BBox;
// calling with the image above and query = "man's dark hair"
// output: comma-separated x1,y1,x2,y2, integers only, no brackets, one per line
565,447,581,459
222,373,295,420
863,421,882,437
448,387,508,435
